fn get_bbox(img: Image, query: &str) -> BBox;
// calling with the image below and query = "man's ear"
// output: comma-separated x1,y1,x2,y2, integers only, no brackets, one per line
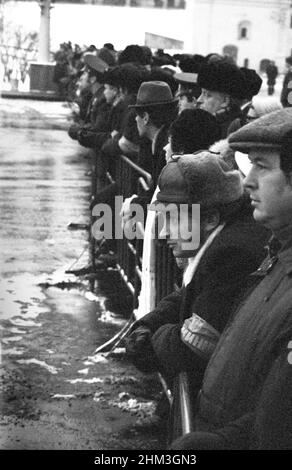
221,94,231,109
142,111,150,125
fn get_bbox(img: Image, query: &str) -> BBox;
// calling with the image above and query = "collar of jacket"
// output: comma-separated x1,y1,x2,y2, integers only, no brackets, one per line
215,104,241,124
256,233,292,277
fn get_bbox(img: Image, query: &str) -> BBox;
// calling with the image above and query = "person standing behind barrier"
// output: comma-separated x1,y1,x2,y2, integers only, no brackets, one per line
100,63,149,170
68,53,111,144
121,81,178,225
169,107,292,450
266,60,278,96
126,154,269,403
197,60,248,138
135,109,222,320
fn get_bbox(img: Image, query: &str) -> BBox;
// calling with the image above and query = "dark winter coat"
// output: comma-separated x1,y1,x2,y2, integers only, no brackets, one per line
135,200,270,384
194,234,292,449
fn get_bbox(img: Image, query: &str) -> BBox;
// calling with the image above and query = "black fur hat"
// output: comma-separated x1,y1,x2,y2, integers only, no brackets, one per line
118,45,146,66
179,54,205,73
240,68,262,99
118,63,149,94
169,109,221,154
198,61,247,100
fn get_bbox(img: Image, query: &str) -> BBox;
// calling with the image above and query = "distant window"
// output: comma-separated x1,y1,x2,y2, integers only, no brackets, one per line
238,21,251,40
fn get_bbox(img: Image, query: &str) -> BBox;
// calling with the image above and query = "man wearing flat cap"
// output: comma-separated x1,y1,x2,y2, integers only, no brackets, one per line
170,108,292,449
197,61,253,138
126,152,268,430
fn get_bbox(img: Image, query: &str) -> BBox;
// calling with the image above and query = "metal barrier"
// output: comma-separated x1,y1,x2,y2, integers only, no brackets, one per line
114,154,152,309
91,150,181,307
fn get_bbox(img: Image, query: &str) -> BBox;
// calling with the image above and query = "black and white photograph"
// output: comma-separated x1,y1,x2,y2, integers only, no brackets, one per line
0,0,292,457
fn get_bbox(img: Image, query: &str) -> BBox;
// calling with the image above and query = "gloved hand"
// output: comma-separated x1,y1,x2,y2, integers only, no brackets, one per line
125,326,158,373
68,123,80,140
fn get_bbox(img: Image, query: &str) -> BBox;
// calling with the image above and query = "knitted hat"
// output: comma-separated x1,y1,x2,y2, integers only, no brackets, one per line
156,152,243,207
198,61,247,100
228,108,292,151
129,81,178,109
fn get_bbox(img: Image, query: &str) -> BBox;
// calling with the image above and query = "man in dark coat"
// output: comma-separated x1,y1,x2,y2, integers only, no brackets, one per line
68,53,111,144
170,107,292,450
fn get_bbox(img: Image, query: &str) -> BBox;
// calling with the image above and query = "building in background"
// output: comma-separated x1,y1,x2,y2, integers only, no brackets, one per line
2,0,292,73
184,0,291,71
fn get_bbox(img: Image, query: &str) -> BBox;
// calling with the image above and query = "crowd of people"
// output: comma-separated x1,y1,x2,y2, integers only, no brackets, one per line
66,42,292,449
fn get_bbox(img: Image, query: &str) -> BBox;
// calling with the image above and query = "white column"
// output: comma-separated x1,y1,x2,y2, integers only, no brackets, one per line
38,0,51,63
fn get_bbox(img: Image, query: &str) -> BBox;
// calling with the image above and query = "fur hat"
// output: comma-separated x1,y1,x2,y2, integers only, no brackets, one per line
198,61,247,100
179,54,205,73
228,108,292,151
156,152,243,207
239,68,262,99
129,81,178,109
98,47,116,67
117,63,149,94
169,109,221,154
118,44,146,66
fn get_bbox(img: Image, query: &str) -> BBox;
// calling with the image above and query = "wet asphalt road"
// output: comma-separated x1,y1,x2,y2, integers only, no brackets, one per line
0,102,163,450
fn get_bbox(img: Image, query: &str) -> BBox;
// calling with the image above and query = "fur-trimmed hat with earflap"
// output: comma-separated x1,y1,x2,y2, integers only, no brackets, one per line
198,61,247,100
155,152,243,207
